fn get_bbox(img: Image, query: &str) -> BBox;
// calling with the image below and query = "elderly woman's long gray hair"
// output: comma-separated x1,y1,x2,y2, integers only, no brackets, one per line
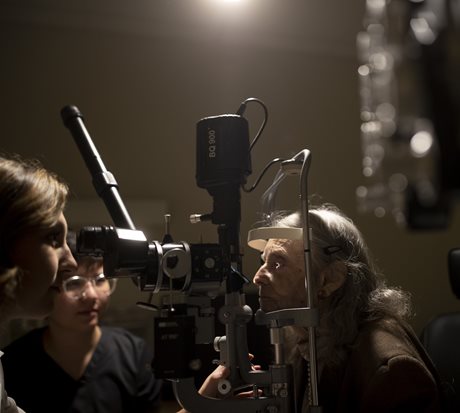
271,204,411,366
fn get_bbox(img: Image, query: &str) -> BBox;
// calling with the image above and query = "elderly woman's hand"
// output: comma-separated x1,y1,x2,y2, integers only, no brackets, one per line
176,355,261,412
176,364,230,413
198,364,231,398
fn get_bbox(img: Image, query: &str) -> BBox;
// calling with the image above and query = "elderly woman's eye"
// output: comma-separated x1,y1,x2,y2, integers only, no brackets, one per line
270,261,282,270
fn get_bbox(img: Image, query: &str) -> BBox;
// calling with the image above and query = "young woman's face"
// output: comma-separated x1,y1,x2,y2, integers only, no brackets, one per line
10,212,77,318
49,259,110,331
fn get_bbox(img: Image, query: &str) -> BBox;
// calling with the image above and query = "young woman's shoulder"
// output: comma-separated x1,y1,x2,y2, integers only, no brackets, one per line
2,327,46,360
99,326,149,355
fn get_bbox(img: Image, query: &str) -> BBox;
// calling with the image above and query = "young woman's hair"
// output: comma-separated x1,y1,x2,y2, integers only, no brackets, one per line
272,204,411,366
0,155,69,318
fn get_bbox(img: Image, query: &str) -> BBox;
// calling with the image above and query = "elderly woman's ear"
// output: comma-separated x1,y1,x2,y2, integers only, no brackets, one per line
317,261,347,299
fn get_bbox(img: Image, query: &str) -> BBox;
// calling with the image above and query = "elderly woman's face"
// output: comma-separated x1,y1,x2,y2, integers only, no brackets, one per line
253,239,307,312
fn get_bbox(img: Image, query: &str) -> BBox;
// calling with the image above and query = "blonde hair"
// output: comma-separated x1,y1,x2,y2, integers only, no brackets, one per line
0,155,69,320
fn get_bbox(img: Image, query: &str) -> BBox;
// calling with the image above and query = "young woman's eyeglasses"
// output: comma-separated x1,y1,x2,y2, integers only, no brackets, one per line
61,274,117,300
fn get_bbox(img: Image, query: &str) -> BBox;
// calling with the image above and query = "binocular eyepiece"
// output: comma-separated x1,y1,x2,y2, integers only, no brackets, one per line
77,225,226,296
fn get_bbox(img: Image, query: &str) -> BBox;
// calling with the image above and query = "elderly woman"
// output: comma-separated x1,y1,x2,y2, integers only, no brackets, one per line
194,204,443,413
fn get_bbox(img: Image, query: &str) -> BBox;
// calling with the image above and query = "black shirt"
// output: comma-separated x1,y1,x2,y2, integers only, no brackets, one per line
1,326,162,413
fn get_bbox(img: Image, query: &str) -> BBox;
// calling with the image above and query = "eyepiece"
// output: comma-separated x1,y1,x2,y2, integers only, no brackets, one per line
77,226,111,255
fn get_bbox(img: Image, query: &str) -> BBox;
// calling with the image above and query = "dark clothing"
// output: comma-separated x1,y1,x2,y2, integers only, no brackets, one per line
294,318,442,413
1,326,161,413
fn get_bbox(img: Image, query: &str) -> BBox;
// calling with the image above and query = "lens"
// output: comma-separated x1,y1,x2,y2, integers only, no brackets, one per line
77,226,108,255
63,275,117,299
63,276,87,299
94,274,117,295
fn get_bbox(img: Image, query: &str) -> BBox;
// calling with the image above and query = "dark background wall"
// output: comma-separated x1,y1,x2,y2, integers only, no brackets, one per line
1,0,459,340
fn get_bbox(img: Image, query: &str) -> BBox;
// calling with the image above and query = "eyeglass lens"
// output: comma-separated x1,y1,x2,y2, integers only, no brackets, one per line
63,274,117,299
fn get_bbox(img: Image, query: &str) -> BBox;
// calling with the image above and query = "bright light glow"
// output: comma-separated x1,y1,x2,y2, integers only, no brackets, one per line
374,206,386,218
358,65,370,76
376,102,395,121
410,130,433,157
410,16,436,45
361,121,381,134
356,186,368,198
389,173,408,193
363,166,373,177
363,156,373,167
361,111,372,122
370,52,389,71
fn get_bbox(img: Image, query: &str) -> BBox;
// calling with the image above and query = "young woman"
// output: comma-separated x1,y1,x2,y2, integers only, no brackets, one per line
0,155,77,412
2,249,162,413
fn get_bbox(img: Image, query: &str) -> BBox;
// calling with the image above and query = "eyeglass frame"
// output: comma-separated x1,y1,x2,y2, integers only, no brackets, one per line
59,273,118,300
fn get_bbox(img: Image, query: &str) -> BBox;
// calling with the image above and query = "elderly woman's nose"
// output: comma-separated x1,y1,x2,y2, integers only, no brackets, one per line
253,265,270,285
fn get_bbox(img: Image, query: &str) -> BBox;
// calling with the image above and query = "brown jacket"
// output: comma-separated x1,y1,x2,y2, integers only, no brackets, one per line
294,318,442,412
